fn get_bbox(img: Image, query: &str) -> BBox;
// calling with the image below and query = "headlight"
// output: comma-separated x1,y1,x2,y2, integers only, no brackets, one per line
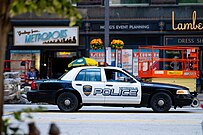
176,90,190,94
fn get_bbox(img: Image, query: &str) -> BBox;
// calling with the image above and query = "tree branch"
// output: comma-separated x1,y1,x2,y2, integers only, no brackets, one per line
1,0,11,32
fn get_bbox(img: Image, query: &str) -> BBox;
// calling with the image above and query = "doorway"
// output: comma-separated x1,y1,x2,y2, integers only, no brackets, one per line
51,58,73,78
44,51,78,79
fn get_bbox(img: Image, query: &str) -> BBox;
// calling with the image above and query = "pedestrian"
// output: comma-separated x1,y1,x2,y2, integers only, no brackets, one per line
27,66,37,79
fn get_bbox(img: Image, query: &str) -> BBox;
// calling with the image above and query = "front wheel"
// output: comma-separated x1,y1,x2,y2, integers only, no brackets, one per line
57,92,78,112
150,92,172,112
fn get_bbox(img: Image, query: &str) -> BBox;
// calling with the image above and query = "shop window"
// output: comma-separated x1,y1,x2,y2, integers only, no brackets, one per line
9,50,40,78
150,0,176,4
77,0,103,5
111,0,149,4
178,0,203,3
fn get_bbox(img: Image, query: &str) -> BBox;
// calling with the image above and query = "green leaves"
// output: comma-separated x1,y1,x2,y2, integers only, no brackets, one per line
2,106,46,135
9,0,82,26
13,111,22,121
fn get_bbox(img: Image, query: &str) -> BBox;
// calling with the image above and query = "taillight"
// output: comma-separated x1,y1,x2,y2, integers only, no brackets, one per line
31,81,37,90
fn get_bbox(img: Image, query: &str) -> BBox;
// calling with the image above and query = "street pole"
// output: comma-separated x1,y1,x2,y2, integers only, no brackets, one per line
104,0,109,63
85,18,89,57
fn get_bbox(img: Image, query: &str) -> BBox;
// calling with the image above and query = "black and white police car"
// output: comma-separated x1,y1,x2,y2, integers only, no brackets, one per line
27,66,196,112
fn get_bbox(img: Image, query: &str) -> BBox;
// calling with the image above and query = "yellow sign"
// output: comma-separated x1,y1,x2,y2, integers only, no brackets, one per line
172,11,203,30
167,71,183,75
59,52,70,55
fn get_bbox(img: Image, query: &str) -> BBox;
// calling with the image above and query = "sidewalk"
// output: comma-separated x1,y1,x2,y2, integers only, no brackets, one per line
197,93,203,101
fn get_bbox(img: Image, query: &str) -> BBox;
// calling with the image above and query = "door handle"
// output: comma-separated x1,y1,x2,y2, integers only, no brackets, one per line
76,84,82,86
106,84,113,87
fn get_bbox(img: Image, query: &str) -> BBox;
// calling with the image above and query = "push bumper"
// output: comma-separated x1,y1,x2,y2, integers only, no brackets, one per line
174,94,194,107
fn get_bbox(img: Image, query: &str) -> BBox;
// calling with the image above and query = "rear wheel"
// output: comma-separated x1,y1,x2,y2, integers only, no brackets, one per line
57,92,78,112
150,92,172,112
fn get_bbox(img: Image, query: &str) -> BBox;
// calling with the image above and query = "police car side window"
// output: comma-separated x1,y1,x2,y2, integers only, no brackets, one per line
105,69,129,82
75,69,101,81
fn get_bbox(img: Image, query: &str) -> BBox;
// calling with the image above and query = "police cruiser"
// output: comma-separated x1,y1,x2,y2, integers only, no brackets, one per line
27,66,196,112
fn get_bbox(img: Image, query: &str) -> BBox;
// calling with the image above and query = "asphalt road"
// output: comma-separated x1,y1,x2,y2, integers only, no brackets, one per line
3,104,203,135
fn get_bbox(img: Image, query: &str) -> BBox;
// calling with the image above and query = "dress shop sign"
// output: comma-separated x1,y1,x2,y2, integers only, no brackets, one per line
165,35,203,46
14,27,79,46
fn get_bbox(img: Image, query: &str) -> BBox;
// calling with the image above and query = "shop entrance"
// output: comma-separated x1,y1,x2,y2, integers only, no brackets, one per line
52,58,73,78
45,51,77,79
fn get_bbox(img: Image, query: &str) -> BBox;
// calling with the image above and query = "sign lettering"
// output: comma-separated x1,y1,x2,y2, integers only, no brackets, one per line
172,11,203,31
14,27,79,46
93,87,138,97
165,36,203,45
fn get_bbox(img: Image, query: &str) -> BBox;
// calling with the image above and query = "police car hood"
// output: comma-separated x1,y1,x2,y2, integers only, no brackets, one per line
140,82,189,90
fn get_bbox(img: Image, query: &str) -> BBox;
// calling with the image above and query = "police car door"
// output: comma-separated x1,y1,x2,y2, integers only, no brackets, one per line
72,68,105,104
103,68,141,104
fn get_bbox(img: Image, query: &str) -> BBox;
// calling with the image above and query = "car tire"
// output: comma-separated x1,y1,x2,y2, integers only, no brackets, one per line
150,92,172,112
57,92,78,112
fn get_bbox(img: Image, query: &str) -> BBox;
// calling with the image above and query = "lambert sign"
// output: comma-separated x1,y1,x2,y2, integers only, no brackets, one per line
14,27,79,46
172,11,203,30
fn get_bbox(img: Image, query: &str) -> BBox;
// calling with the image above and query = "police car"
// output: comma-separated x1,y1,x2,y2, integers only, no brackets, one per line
27,66,195,112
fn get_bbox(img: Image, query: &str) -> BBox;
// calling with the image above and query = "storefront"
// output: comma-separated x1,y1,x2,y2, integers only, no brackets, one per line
6,7,203,92
9,26,80,79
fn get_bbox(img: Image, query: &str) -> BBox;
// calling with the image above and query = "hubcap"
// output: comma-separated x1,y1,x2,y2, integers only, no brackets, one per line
157,100,165,106
64,99,71,106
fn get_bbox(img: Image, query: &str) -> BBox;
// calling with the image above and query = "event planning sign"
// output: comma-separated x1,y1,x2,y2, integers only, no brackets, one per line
14,27,79,46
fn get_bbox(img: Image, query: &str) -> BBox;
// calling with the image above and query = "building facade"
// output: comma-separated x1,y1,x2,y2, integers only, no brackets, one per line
6,0,203,87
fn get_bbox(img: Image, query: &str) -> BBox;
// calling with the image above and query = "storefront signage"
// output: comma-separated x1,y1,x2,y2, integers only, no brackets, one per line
99,24,150,30
56,52,76,58
165,35,203,46
91,21,158,31
14,27,79,46
172,11,203,30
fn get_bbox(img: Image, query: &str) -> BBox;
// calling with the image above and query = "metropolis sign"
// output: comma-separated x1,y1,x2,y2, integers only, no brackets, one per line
14,27,79,46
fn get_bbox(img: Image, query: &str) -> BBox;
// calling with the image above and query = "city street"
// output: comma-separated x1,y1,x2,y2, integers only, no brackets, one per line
3,104,203,135
2,1,203,135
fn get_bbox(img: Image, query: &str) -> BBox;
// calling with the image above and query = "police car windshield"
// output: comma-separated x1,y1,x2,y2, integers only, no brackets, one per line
58,68,73,79
122,69,143,82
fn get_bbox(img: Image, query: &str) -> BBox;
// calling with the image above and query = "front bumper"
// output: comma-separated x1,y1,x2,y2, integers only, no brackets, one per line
27,90,57,104
174,94,193,107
